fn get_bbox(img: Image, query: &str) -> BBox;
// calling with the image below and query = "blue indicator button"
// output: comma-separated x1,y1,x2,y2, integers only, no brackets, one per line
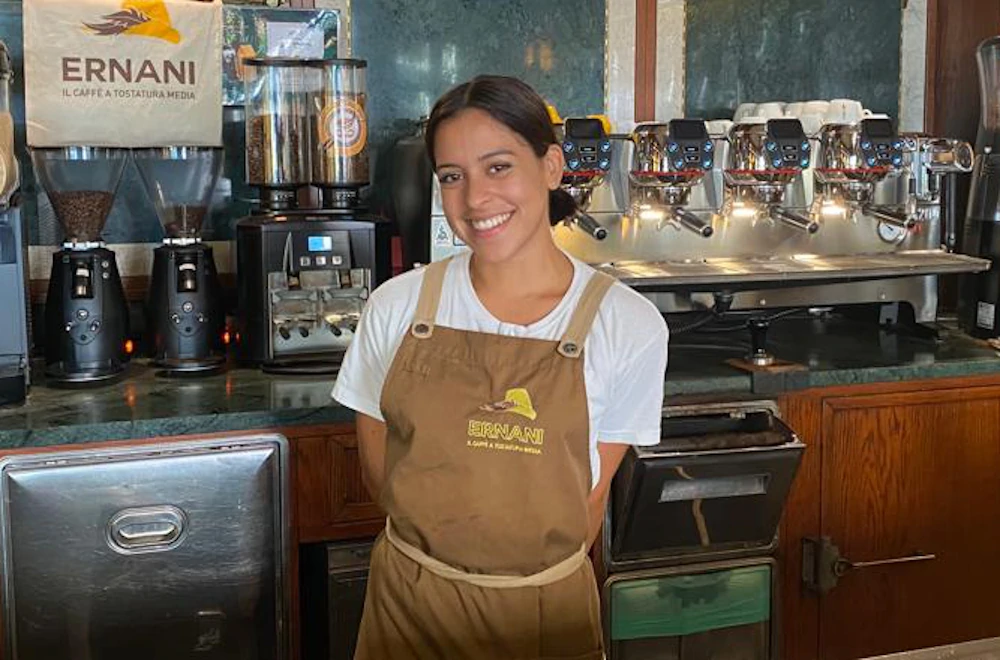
703,159,713,169
568,158,580,170
674,158,684,169
892,140,903,150
866,156,877,167
772,158,782,168
801,141,810,151
668,142,679,153
862,140,872,150
704,141,714,152
598,158,611,170
563,142,574,153
801,157,810,167
766,141,777,152
892,155,902,166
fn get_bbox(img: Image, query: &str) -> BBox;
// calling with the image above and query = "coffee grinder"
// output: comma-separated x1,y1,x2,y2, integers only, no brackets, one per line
237,58,391,374
134,147,226,375
960,36,1000,338
33,147,130,385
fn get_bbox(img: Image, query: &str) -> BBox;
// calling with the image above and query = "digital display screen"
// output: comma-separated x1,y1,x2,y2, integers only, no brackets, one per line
670,119,707,140
768,119,805,139
864,119,894,138
307,236,332,252
566,118,603,139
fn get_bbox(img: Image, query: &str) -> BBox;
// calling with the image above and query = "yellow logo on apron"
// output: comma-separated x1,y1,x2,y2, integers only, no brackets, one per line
478,388,537,421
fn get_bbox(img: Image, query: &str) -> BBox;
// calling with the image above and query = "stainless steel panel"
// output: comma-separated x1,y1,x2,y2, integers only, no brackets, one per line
0,435,290,660
596,251,988,289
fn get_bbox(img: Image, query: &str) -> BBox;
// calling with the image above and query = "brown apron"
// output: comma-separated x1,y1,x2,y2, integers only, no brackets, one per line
355,256,615,660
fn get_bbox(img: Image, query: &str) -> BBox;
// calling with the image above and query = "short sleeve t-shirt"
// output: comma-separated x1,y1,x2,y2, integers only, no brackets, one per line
331,251,669,488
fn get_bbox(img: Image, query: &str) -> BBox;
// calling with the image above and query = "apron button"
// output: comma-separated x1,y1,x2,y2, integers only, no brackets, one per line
412,322,432,337
561,342,579,355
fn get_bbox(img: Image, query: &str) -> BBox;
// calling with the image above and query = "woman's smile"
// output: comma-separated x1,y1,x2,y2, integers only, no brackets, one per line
468,211,513,237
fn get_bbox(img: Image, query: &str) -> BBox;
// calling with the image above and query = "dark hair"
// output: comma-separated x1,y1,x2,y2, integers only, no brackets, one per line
425,75,576,226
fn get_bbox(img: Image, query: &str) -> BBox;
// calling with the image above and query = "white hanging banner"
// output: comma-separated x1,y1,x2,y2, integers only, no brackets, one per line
24,0,222,147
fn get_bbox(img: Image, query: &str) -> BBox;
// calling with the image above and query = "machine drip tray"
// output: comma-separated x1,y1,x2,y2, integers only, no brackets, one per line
599,251,990,291
263,353,344,376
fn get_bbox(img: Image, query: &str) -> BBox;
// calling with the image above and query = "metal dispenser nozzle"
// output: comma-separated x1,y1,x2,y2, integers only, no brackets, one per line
559,117,614,241
629,120,715,238
724,118,817,233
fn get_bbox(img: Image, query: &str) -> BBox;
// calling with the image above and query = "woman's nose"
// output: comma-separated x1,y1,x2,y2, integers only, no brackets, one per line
464,173,492,209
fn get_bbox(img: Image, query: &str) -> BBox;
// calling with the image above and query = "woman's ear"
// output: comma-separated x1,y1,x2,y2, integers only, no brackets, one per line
543,143,564,191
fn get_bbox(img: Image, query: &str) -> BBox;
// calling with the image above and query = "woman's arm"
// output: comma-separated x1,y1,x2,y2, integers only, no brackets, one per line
356,412,388,502
586,442,630,549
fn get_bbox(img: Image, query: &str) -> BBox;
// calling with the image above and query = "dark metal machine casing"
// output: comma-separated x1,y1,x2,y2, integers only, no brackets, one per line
236,211,391,373
44,246,129,384
146,242,226,369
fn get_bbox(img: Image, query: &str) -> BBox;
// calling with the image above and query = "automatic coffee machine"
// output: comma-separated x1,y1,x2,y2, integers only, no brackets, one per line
33,147,130,385
237,58,390,374
134,147,226,374
960,36,1000,338
0,41,28,405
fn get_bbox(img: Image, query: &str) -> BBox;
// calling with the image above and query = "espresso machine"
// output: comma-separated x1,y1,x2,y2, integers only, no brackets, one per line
134,147,226,374
960,35,1000,338
237,58,391,374
34,147,130,385
0,41,27,406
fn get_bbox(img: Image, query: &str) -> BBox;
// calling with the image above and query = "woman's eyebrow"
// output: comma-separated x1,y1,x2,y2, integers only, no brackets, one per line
479,149,514,161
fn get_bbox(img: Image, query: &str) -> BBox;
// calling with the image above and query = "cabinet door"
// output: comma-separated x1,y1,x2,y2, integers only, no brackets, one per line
816,386,1000,659
287,424,384,542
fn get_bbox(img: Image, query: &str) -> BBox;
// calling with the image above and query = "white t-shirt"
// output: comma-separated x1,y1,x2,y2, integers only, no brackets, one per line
331,251,669,488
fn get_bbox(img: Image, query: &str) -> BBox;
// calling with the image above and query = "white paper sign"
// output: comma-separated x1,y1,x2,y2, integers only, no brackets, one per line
24,0,223,147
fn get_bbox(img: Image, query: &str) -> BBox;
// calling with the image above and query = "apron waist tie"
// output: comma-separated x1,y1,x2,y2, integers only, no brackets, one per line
384,518,587,589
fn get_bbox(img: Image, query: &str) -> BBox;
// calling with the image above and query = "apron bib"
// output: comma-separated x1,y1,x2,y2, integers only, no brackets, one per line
355,257,615,660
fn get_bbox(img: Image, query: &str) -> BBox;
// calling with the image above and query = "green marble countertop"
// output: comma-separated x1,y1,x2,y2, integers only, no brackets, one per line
1,316,999,449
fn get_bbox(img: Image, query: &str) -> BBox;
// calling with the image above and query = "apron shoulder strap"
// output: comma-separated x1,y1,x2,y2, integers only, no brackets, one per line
557,271,617,358
410,257,452,339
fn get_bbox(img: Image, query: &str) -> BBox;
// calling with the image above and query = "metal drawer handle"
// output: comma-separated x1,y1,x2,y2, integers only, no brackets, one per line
107,505,188,555
117,522,179,542
834,552,936,577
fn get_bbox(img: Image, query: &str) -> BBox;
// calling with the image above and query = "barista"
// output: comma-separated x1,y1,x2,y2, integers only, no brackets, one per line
332,75,669,659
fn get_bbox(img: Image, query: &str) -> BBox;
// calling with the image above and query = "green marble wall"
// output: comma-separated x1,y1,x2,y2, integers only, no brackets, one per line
685,0,902,120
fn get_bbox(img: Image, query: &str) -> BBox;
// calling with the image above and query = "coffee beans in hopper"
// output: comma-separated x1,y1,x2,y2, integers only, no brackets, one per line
162,205,208,239
49,191,115,243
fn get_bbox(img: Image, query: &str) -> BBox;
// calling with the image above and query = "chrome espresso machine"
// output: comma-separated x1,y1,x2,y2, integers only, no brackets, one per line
432,112,988,327
236,58,391,374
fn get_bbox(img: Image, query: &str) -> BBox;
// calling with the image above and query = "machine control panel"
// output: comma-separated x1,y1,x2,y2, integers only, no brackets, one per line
293,231,352,271
666,119,713,171
764,119,810,169
859,118,903,168
562,118,612,173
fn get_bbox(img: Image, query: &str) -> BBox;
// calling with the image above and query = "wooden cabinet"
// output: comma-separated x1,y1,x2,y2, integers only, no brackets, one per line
780,375,1000,660
285,423,383,543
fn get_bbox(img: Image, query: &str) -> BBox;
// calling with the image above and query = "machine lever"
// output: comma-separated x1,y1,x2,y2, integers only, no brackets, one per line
864,205,916,230
570,211,608,241
673,208,714,237
770,206,819,234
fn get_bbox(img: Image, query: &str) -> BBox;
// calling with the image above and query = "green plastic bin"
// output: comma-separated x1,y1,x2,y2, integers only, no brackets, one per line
611,564,770,639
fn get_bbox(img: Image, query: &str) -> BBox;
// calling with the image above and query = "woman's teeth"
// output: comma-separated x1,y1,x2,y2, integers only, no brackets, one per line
470,212,512,232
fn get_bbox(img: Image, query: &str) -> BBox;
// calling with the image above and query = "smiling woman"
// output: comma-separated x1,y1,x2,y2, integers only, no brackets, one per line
331,75,669,660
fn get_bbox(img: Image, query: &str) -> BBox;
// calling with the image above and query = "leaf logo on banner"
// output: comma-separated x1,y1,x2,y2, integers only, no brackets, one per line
82,0,182,44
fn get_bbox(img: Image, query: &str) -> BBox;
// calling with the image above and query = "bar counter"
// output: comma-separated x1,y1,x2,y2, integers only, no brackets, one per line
1,316,998,448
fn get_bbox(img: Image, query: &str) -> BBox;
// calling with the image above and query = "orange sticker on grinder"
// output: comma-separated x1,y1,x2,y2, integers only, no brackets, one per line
319,97,368,157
